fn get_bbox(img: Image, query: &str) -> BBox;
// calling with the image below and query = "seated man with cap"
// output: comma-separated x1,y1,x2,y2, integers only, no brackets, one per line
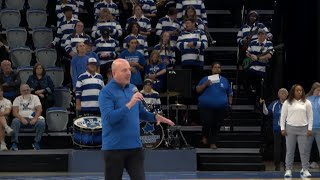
76,58,104,115
140,79,162,114
94,28,119,81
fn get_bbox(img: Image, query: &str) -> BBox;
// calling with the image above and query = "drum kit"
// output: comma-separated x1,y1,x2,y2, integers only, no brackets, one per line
71,91,191,149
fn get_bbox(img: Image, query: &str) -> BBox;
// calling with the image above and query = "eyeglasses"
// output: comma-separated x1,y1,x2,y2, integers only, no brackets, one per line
21,89,30,92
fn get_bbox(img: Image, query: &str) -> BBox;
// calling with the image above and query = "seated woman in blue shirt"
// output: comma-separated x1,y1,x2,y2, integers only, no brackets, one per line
196,62,233,149
26,63,55,117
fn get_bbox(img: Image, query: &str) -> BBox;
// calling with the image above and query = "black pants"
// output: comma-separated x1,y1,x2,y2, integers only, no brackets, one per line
104,148,145,180
273,131,286,165
200,107,225,144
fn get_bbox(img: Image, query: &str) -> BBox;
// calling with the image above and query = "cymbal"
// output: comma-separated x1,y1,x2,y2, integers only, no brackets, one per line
169,103,186,107
159,91,180,97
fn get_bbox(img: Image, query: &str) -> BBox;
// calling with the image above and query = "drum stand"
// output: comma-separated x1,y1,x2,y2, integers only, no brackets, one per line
164,126,192,149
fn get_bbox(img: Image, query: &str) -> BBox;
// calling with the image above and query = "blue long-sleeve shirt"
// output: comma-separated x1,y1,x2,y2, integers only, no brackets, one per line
98,80,156,150
307,96,320,129
71,55,90,88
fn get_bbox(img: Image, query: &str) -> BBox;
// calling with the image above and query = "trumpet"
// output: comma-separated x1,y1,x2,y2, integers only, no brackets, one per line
204,28,216,46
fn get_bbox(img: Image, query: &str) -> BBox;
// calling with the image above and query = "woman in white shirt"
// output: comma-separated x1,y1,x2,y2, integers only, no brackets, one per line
280,84,313,178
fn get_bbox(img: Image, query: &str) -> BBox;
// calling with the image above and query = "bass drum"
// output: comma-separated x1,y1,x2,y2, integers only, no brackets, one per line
72,116,102,148
140,121,164,149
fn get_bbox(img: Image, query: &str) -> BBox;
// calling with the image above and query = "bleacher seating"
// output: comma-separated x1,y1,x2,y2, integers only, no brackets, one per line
32,28,53,49
4,0,25,10
10,47,32,67
28,0,48,11
46,107,69,132
53,87,72,109
46,67,64,88
6,28,27,48
26,10,47,30
17,66,33,84
0,9,21,30
35,48,57,68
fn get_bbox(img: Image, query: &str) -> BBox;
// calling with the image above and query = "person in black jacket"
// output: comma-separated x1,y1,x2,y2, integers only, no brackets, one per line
26,63,55,116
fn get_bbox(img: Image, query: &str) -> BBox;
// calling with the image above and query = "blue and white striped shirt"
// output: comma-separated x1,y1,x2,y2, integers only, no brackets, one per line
246,39,274,76
176,29,208,66
76,71,104,112
91,20,122,39
156,15,181,46
123,34,149,60
52,18,79,48
95,1,119,20
65,33,92,53
140,89,162,114
154,43,176,66
139,0,157,15
237,23,272,45
55,2,79,27
94,37,120,64
126,15,151,35
181,17,205,31
176,0,207,25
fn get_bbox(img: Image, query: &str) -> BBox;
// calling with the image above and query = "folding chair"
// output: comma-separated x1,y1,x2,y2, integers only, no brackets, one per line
6,28,27,48
26,10,47,29
10,47,32,67
0,10,21,30
46,107,69,132
46,67,64,88
17,66,33,84
28,0,48,10
32,28,53,49
35,48,57,68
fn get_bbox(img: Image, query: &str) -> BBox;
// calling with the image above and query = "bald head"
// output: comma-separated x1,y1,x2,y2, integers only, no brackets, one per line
112,59,129,72
111,59,131,86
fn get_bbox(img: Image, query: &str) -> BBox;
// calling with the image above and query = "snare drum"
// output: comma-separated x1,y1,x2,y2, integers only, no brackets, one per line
140,121,164,149
72,116,102,147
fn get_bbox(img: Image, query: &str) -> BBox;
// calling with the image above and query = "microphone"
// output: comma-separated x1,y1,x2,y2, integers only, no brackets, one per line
132,87,150,111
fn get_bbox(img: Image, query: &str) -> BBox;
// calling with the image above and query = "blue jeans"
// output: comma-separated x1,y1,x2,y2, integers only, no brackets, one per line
11,118,46,143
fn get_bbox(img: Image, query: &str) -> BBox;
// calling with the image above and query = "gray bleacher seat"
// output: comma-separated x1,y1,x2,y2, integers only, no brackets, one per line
26,10,47,30
35,48,57,68
0,10,21,30
28,0,48,10
6,28,27,48
10,47,32,67
46,67,64,88
5,0,25,10
32,28,53,49
17,66,33,84
53,87,71,109
46,107,68,131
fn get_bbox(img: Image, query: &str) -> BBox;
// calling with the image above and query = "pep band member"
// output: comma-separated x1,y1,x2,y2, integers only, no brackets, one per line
98,59,174,180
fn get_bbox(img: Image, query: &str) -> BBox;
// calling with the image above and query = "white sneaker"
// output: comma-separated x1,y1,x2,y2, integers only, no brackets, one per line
0,143,8,151
310,161,319,169
5,126,13,136
301,169,312,178
284,170,292,177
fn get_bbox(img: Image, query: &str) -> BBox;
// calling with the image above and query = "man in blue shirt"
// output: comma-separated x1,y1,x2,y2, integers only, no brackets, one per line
98,59,174,180
196,62,233,149
261,88,288,171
